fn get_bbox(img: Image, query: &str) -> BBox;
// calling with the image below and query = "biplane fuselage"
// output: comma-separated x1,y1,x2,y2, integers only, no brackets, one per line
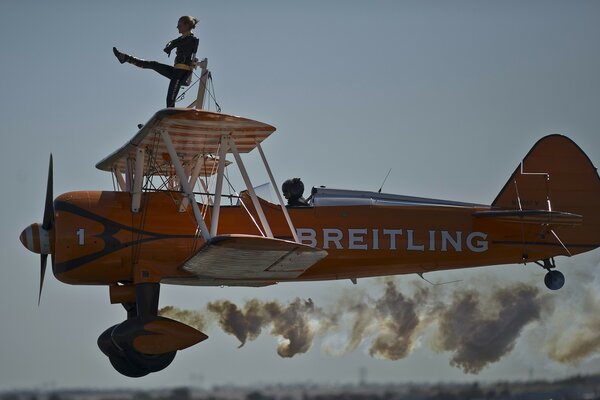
19,107,600,378
51,185,596,288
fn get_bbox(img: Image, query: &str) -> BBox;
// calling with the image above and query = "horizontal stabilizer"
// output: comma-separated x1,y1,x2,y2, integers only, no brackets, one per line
473,209,583,225
182,234,327,281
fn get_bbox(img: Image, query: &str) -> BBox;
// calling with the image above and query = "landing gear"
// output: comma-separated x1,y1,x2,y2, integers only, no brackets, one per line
99,283,207,376
544,270,565,291
99,283,175,377
97,324,176,378
535,258,565,291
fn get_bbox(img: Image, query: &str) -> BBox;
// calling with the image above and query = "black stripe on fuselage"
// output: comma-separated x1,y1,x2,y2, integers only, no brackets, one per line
53,200,198,274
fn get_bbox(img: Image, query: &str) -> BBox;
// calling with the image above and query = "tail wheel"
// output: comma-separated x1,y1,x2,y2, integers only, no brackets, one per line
544,270,565,291
535,258,565,291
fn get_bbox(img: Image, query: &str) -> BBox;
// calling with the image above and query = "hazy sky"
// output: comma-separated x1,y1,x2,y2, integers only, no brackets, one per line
2,0,600,391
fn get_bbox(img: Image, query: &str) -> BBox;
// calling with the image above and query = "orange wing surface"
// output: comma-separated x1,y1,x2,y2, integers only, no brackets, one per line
173,234,328,285
95,108,275,175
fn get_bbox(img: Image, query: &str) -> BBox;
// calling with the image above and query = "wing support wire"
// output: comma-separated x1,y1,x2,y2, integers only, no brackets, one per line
514,162,549,260
513,162,573,258
518,161,552,211
417,273,462,286
200,179,213,206
179,152,213,212
159,128,211,241
549,227,573,256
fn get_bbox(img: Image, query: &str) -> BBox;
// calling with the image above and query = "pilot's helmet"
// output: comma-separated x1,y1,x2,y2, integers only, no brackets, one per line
282,178,304,199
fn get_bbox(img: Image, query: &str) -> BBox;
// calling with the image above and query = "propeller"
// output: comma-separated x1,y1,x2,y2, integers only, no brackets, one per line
42,154,54,231
38,154,54,305
39,255,47,306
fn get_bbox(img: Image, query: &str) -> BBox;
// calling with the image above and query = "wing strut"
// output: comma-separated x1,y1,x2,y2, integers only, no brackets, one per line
125,158,134,192
160,128,211,241
210,135,230,237
112,168,126,192
131,147,145,212
179,152,215,212
229,138,274,238
256,141,299,242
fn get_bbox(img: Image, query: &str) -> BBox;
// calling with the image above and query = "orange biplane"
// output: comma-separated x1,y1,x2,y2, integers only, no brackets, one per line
19,60,600,377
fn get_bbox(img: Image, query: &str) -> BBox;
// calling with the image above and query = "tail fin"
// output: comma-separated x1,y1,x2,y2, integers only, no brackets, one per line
493,134,600,252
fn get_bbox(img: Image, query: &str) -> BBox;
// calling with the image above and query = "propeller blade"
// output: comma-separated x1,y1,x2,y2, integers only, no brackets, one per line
42,154,54,231
39,254,47,306
39,155,54,305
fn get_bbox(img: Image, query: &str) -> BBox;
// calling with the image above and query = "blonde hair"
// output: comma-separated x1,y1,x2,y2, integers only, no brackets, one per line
179,15,198,30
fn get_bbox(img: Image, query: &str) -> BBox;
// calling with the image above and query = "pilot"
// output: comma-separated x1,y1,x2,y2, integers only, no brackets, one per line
282,178,309,207
113,16,200,108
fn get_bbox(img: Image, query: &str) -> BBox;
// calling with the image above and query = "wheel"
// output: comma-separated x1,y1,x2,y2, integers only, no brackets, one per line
108,354,150,378
97,325,120,358
123,348,176,373
544,270,565,290
98,326,150,377
98,323,177,376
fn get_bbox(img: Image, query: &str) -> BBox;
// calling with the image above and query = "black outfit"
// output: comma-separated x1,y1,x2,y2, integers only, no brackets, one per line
287,196,309,207
164,35,199,66
282,178,309,207
125,35,199,107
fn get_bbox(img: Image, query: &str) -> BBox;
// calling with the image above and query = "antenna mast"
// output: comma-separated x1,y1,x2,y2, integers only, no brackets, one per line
378,168,392,193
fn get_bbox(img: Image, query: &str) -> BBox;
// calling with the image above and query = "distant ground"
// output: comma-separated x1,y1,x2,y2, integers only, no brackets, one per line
2,373,600,400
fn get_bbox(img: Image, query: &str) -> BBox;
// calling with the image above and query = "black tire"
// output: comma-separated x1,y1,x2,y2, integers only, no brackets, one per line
98,325,150,377
109,354,150,378
97,325,120,358
544,270,565,290
123,348,176,373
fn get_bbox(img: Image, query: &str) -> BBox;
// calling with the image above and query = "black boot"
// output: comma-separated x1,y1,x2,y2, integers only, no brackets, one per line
113,47,129,64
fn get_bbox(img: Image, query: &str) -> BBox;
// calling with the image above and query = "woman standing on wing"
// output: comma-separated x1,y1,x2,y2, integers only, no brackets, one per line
113,16,200,108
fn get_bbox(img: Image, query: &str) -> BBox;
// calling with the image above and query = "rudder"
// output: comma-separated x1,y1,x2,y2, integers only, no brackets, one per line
492,134,600,252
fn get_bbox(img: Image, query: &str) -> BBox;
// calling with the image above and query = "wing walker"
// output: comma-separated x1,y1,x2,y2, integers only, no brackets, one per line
19,59,600,376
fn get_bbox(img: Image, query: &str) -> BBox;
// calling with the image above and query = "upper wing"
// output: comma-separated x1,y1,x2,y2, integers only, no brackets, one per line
95,108,275,176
